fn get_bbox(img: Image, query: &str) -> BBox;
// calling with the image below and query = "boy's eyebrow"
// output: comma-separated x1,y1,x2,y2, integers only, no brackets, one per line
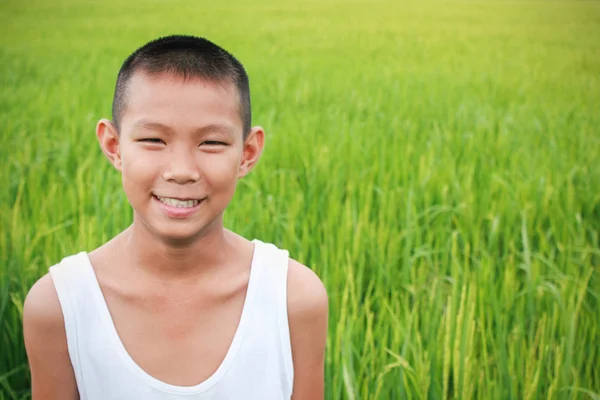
194,123,236,137
130,120,235,137
131,120,175,134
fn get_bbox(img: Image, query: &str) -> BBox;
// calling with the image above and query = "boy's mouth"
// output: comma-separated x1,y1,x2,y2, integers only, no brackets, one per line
154,195,202,208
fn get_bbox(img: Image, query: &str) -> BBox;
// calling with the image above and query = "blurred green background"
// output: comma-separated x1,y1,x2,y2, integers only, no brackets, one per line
1,0,599,398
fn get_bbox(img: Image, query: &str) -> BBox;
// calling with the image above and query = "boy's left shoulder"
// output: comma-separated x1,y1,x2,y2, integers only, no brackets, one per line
285,259,328,396
286,258,328,319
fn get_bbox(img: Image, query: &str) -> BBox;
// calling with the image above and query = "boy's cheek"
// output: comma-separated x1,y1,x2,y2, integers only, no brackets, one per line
120,148,154,173
203,159,241,188
120,158,158,195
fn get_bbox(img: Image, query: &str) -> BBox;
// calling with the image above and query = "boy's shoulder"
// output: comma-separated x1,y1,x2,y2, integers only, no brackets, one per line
284,257,328,396
23,272,80,396
23,272,72,368
286,258,328,319
23,272,64,331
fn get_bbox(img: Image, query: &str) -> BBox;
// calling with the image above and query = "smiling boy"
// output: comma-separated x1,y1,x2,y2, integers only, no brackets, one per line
23,35,328,399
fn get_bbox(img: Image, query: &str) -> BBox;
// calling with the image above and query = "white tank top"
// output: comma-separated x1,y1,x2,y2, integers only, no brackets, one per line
49,239,294,400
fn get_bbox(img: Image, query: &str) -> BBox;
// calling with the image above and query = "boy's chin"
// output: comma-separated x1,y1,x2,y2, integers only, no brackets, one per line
146,221,215,245
132,209,223,245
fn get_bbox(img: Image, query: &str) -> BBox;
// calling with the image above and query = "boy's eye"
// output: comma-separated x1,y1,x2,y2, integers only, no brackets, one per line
139,138,165,144
202,141,227,146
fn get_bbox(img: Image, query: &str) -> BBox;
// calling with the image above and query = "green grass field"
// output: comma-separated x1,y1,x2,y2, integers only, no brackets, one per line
1,0,599,398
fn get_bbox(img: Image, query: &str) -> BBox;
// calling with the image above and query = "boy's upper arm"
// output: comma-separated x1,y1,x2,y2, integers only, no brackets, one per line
23,273,79,400
287,259,328,400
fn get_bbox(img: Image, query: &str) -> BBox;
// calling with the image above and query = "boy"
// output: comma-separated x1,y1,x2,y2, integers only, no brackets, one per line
23,35,328,399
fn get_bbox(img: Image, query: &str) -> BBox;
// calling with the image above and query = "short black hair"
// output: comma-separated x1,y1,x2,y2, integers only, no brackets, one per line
112,35,251,137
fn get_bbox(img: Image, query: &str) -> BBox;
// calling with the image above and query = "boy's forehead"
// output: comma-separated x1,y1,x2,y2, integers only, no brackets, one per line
121,71,244,131
127,71,239,100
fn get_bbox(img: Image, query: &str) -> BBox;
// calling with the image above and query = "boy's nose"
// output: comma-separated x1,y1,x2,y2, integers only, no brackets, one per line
162,151,201,184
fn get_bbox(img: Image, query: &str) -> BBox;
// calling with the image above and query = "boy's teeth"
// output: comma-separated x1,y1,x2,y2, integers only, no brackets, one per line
157,196,200,208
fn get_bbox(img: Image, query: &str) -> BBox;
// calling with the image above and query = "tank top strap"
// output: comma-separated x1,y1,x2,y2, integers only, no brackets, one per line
49,252,97,396
251,239,294,389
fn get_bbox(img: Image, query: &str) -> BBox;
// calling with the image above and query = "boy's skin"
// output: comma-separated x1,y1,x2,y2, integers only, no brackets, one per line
23,71,329,399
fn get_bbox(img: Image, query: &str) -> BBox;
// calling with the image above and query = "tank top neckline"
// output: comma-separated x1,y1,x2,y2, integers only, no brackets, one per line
77,239,265,395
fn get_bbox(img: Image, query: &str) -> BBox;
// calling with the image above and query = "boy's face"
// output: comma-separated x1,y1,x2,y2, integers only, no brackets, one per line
97,72,263,243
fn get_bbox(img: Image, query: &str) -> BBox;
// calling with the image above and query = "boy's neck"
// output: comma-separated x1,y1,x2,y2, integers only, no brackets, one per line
116,220,239,280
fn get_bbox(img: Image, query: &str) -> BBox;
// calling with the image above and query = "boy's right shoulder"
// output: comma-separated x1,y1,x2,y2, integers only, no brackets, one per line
24,272,80,398
23,272,64,332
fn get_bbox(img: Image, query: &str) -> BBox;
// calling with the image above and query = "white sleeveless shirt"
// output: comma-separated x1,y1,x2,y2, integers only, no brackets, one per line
49,239,294,400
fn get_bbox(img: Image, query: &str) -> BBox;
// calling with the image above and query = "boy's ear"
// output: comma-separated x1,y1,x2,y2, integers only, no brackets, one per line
238,126,265,178
96,119,123,171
